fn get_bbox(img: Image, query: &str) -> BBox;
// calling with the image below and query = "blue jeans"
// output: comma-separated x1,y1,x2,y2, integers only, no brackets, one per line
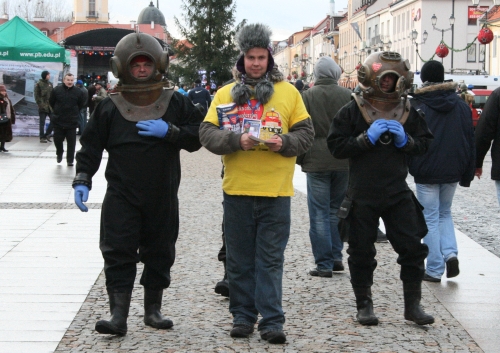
416,183,458,278
223,193,290,333
39,112,52,138
496,180,500,206
79,108,87,133
306,171,348,270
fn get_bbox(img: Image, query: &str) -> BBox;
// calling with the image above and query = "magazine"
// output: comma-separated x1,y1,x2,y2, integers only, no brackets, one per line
216,103,240,131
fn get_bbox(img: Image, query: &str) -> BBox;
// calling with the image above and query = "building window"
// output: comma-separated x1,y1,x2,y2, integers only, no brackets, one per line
41,30,48,36
88,0,96,17
467,44,476,62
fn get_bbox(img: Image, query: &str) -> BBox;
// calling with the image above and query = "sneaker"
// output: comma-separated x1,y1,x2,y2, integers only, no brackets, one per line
57,155,62,163
423,273,441,283
260,330,286,344
333,261,345,272
45,136,52,142
309,267,333,278
446,257,460,278
230,324,254,338
40,137,47,143
67,162,74,167
214,279,229,297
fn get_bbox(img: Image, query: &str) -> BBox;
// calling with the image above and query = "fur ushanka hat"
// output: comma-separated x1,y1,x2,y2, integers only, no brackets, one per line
235,23,275,74
230,23,283,106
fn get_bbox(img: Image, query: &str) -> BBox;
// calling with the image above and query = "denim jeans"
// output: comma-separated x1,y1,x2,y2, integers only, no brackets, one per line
416,183,458,278
496,180,500,206
306,171,348,270
79,108,87,133
39,112,52,138
223,193,290,333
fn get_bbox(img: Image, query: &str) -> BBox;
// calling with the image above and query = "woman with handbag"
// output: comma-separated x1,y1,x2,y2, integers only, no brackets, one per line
0,84,15,152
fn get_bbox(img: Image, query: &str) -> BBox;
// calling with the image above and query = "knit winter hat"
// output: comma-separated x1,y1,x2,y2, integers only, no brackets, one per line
235,23,275,74
0,84,6,91
420,60,444,83
41,70,49,79
294,79,304,90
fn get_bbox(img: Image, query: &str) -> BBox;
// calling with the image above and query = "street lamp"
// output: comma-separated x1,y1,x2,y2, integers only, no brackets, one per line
411,29,428,72
471,0,500,75
431,12,455,68
379,39,392,51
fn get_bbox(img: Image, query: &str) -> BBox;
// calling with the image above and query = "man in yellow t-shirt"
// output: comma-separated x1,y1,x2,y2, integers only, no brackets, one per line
200,23,314,344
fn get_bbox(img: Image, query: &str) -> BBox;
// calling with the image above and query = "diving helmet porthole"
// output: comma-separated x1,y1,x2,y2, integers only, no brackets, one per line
378,72,399,93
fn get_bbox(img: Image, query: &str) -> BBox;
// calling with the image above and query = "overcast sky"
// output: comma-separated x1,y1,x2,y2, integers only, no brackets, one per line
108,0,349,41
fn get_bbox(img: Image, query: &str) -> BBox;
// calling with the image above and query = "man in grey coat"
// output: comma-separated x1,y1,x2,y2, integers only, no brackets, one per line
298,56,352,277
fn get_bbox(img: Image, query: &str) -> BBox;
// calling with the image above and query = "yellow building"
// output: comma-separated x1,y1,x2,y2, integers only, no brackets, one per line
73,0,109,24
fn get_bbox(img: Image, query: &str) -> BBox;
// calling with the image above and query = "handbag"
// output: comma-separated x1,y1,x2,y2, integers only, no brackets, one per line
0,114,9,125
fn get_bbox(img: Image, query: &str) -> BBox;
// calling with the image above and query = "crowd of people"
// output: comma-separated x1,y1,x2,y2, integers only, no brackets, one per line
5,21,495,346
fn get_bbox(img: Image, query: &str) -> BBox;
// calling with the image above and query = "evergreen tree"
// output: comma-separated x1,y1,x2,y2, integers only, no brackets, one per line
171,0,245,87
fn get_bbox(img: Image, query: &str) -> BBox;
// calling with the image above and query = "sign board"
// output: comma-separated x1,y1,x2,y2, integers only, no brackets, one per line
0,60,62,136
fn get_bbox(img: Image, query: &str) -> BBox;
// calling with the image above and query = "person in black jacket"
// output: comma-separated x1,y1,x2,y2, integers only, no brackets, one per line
328,51,434,327
188,79,211,115
72,32,203,336
409,61,475,283
49,73,86,166
475,86,500,206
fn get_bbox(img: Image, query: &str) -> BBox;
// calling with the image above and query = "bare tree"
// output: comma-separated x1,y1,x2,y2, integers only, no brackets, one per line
3,0,71,22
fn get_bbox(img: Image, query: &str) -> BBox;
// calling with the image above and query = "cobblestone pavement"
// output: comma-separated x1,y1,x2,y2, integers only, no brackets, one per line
49,148,493,353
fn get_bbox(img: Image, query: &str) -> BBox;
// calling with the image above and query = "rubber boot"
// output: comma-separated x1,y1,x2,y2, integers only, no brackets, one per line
352,285,379,325
403,281,435,325
144,289,173,329
95,291,131,335
214,261,229,297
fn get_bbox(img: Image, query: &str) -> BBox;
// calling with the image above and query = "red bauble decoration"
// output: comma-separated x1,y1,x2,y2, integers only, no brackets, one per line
478,27,494,44
287,75,291,81
435,43,449,58
355,63,362,70
301,71,306,77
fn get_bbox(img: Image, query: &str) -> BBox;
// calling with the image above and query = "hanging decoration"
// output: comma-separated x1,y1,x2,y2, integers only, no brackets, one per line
478,27,494,44
435,43,449,58
301,71,306,78
287,75,291,81
355,63,362,70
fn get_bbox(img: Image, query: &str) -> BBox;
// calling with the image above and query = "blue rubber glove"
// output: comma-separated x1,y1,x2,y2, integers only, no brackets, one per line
74,185,89,212
366,119,388,145
387,120,408,148
136,119,169,138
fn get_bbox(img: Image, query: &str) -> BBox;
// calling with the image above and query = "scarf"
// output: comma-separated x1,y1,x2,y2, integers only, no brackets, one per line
230,65,284,106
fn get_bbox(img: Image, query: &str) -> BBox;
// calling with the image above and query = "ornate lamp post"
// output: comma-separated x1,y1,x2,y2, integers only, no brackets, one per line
471,0,499,74
431,13,455,68
411,29,428,72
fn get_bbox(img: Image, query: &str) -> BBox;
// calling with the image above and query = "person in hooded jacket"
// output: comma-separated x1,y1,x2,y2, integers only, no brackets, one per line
408,60,475,283
298,56,352,277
